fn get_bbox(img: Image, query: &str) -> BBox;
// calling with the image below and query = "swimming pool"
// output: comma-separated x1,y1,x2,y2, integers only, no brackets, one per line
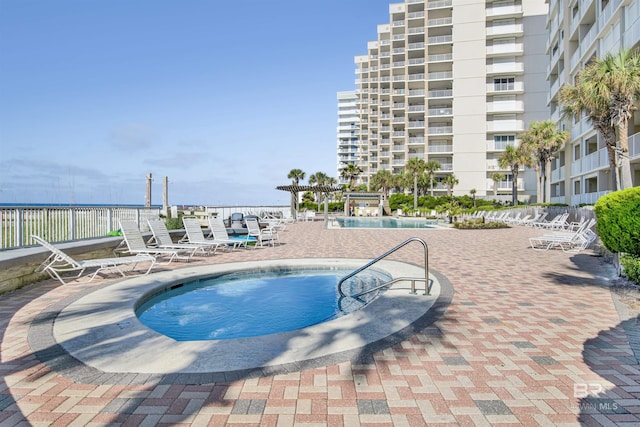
335,217,441,229
136,268,391,341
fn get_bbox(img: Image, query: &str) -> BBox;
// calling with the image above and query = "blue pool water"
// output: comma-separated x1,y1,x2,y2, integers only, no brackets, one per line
336,217,439,229
136,268,390,341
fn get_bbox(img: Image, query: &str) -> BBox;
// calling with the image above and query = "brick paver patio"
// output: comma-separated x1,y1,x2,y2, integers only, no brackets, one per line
1,220,638,426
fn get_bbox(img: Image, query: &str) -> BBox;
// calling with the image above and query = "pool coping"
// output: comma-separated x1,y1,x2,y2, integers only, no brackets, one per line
28,258,453,384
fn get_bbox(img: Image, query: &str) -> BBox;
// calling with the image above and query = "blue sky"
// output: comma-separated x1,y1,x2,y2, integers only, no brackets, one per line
0,0,392,206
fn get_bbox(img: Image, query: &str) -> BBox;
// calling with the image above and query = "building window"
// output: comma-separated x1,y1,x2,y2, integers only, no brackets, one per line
494,135,515,150
494,77,515,91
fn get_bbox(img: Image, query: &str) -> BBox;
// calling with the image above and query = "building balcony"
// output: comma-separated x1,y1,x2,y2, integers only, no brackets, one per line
427,0,452,10
428,126,453,135
486,23,523,38
427,89,453,98
427,35,452,45
428,143,452,153
427,53,453,63
428,71,453,80
486,120,524,132
486,4,523,19
486,81,524,94
428,107,453,116
486,63,523,75
427,17,452,27
486,101,523,114
486,43,524,57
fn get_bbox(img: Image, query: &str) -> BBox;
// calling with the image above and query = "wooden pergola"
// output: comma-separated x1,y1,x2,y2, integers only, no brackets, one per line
276,184,342,219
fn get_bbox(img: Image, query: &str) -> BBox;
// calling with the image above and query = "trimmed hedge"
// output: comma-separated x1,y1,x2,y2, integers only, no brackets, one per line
594,187,640,256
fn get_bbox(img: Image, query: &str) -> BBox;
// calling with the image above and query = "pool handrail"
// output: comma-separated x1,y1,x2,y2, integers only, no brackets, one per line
338,237,430,297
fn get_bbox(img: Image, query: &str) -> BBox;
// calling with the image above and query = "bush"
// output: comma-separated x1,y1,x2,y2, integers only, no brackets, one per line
453,218,510,229
164,217,183,230
594,187,640,256
620,254,640,285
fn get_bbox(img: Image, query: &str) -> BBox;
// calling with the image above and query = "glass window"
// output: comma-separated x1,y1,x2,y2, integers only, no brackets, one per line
494,77,515,91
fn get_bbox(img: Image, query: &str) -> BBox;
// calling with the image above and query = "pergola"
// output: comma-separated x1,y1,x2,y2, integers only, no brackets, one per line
275,184,342,219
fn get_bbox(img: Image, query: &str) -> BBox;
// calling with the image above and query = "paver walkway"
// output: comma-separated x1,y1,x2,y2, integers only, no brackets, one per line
1,220,638,426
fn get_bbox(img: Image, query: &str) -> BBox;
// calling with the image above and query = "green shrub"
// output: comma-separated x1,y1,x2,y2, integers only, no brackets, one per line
164,217,183,230
594,187,640,256
620,254,640,285
453,218,510,229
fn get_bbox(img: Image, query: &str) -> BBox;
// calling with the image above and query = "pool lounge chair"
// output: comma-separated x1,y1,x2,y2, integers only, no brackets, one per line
32,235,156,285
147,219,212,256
245,217,277,247
529,218,596,252
119,220,191,263
207,216,252,249
181,217,227,253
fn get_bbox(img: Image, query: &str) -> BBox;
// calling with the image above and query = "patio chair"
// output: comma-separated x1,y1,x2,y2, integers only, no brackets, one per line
531,213,569,230
529,218,596,252
119,220,191,263
147,219,212,256
245,217,277,247
181,217,226,253
207,216,253,249
32,235,156,285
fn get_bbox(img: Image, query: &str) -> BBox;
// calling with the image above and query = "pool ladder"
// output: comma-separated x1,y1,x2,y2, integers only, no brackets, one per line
338,237,431,298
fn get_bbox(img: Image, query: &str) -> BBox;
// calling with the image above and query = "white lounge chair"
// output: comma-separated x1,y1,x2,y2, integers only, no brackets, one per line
181,217,227,253
32,235,156,285
531,213,569,230
529,218,596,252
207,216,252,249
119,220,191,263
245,217,277,247
147,219,212,256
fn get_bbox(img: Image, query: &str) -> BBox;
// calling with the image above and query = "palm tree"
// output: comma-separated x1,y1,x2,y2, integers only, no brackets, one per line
340,163,363,190
469,188,477,208
498,144,534,206
287,168,305,214
308,171,329,212
369,169,394,200
559,68,619,190
520,120,569,203
490,172,505,197
442,174,459,197
424,160,441,197
405,158,426,210
586,48,640,189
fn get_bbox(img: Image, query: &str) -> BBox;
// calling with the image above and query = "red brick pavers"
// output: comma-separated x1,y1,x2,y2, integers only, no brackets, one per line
1,221,638,426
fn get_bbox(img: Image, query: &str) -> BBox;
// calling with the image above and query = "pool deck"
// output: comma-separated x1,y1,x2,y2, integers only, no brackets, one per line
1,220,639,426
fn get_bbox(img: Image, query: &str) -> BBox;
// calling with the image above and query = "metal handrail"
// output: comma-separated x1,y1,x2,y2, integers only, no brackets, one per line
338,237,430,297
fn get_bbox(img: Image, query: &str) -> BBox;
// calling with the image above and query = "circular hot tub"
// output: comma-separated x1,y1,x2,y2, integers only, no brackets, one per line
49,259,448,375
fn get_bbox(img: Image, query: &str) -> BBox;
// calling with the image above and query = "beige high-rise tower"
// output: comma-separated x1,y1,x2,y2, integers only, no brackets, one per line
339,0,549,201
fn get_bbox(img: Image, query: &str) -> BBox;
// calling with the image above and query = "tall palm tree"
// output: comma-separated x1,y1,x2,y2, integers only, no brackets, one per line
308,171,329,212
498,144,534,206
369,169,394,200
586,48,640,189
520,120,569,203
490,172,505,197
340,163,363,190
442,174,459,197
424,160,441,197
559,68,619,190
287,169,305,214
405,158,426,210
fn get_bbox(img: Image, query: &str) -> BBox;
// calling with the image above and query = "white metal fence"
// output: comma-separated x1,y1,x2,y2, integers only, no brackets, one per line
0,206,161,250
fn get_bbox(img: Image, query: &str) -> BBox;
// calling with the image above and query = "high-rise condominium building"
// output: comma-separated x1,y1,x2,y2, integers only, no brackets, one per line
547,0,640,206
337,91,360,182
337,0,549,199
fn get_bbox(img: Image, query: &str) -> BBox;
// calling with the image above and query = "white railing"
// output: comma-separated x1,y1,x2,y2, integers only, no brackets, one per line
0,206,161,250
